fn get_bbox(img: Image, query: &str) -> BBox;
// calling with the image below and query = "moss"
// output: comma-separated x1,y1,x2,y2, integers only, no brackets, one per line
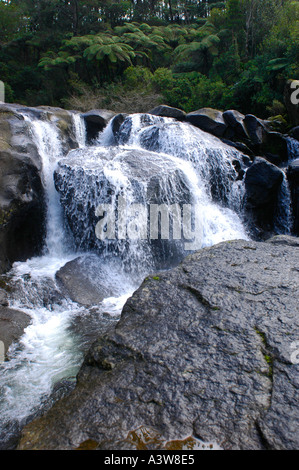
0,277,11,292
152,276,160,281
75,439,99,450
254,327,274,380
254,327,267,346
0,207,15,226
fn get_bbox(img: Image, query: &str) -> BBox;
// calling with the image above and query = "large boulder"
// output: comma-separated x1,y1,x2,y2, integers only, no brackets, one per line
0,106,45,273
18,237,299,450
56,256,115,307
243,114,268,147
245,157,284,235
260,131,289,165
0,306,31,357
186,108,227,137
223,109,248,141
148,105,186,121
0,103,82,274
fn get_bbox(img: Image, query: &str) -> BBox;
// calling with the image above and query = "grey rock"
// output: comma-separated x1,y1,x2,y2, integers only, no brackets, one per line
266,234,299,247
18,238,299,450
0,306,31,355
56,255,114,306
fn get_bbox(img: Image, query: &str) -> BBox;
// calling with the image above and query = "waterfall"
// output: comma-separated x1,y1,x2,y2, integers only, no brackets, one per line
55,116,250,272
72,113,86,148
274,173,293,235
27,118,69,257
0,112,137,446
0,110,251,448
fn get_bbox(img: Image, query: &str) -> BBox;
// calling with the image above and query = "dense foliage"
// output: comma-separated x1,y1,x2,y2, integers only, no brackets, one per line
0,0,298,119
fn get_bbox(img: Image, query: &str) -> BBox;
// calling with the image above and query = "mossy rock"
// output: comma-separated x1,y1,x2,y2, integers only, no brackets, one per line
267,115,289,133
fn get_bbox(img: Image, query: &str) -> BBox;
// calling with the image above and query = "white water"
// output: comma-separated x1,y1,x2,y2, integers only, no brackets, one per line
72,113,86,148
287,137,299,161
111,113,249,247
0,113,138,445
0,111,251,447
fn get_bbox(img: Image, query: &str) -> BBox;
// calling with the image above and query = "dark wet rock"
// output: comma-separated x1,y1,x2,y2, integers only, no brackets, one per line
0,107,46,274
245,157,284,234
115,114,165,146
287,159,299,235
0,306,31,355
220,138,254,157
290,126,299,141
243,114,268,147
56,256,114,306
110,113,128,143
18,237,299,450
0,103,81,274
186,108,227,137
261,131,289,165
82,109,115,143
148,105,186,121
0,288,8,307
223,109,248,141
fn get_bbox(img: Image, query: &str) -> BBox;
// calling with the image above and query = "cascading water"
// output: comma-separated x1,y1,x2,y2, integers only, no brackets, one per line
0,113,137,448
287,136,299,161
274,136,299,234
0,111,252,448
72,113,86,149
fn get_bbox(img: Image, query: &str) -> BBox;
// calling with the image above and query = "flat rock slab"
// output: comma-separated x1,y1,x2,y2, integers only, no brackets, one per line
19,236,299,450
55,256,115,306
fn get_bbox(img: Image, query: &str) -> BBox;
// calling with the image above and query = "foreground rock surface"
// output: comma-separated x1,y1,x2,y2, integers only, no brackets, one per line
18,236,299,450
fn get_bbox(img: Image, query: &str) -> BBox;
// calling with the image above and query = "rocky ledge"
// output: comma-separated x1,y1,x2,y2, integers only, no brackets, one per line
18,235,299,450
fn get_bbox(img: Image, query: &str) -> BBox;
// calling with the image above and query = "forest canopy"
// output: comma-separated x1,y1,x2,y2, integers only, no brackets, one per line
0,0,298,120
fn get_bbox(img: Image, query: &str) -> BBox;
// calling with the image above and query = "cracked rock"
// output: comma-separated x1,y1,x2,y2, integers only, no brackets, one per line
18,236,299,450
